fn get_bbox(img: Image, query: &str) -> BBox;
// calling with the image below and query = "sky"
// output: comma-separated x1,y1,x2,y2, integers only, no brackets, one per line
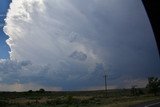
0,0,160,91
0,0,10,59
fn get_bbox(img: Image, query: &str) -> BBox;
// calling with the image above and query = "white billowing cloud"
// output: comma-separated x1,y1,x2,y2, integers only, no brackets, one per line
3,0,105,89
4,0,102,68
2,0,160,91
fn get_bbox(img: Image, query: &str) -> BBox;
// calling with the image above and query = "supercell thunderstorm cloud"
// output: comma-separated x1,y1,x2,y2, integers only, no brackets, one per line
0,0,160,91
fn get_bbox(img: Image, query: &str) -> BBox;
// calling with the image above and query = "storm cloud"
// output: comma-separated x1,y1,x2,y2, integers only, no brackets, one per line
1,0,159,91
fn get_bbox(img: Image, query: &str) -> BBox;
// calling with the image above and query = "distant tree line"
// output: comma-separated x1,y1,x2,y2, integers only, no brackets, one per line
131,77,160,96
146,77,160,96
28,88,45,93
26,77,160,97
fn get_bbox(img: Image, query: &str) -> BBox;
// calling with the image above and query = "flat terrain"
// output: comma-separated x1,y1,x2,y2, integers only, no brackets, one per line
0,89,159,107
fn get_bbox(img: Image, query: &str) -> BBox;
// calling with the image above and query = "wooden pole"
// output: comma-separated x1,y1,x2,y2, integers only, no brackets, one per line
104,75,107,96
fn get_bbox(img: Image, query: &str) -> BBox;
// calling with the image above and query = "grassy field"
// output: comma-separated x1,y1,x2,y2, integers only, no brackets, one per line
0,89,159,107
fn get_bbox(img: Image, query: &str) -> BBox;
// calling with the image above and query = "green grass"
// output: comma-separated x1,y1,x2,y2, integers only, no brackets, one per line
0,89,159,107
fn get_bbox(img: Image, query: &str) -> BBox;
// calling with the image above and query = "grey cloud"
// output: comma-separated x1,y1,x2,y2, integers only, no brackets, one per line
0,59,105,90
69,51,87,61
2,0,160,90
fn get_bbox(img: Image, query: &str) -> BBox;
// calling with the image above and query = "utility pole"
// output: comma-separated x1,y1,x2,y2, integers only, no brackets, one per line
104,75,107,91
104,74,107,96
